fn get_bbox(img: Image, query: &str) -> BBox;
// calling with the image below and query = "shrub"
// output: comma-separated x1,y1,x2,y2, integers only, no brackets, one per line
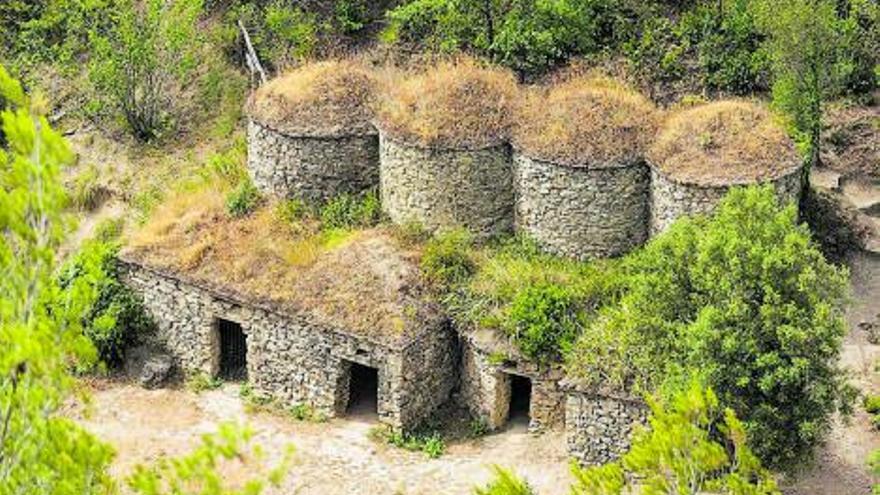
319,191,382,230
421,229,476,289
571,382,780,495
371,425,446,458
225,179,261,217
228,0,317,72
57,240,155,368
567,186,853,470
474,465,535,495
505,283,581,362
186,372,224,392
89,0,204,141
334,0,369,34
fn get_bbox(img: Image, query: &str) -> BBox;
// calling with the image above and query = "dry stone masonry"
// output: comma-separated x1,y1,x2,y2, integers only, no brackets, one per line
121,260,456,431
379,133,514,238
514,153,650,259
564,387,648,466
247,120,379,203
649,166,803,235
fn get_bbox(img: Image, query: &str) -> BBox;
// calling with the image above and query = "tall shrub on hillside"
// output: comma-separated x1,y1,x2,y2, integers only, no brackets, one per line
89,0,204,140
754,0,852,170
568,186,853,470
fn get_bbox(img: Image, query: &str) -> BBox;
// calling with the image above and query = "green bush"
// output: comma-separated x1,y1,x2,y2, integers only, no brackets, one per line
866,394,880,414
319,191,382,230
505,283,581,362
89,0,204,141
225,179,261,217
567,186,853,470
371,426,446,458
334,0,369,34
474,466,536,495
420,229,476,289
57,240,155,368
227,0,318,71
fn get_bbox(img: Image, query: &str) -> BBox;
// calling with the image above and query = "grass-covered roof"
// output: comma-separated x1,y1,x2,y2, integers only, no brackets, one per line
513,76,658,167
647,100,801,186
247,60,378,137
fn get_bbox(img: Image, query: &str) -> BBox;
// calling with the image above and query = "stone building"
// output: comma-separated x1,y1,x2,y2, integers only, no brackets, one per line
120,256,458,431
647,100,803,235
246,60,379,203
512,77,657,259
459,329,567,433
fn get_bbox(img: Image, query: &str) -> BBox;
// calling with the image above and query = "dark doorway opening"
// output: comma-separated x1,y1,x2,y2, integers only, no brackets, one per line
508,374,532,424
218,318,247,380
346,362,378,416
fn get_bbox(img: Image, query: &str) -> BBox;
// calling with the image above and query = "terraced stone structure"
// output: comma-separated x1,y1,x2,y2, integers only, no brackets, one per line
246,61,379,203
376,61,517,238
648,101,803,235
513,79,657,259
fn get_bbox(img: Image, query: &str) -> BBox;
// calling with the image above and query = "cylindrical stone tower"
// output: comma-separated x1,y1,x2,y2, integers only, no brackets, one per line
647,100,803,235
246,60,379,203
376,59,518,238
512,77,658,259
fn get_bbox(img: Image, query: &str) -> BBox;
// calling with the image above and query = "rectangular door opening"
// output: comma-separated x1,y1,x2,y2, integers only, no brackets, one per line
346,362,378,417
218,318,247,381
507,374,532,425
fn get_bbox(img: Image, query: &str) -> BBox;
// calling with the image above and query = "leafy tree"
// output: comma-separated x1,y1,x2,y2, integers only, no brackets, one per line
0,63,115,495
568,186,853,469
89,0,204,140
754,0,853,170
127,422,293,495
571,382,780,495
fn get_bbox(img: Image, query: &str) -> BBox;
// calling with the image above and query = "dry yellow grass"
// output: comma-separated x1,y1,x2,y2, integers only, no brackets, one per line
648,100,800,185
375,57,518,149
124,188,438,341
247,60,378,137
513,76,658,167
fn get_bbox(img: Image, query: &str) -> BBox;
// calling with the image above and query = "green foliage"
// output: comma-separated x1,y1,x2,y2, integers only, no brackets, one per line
187,373,224,392
89,0,205,140
420,229,476,289
871,449,880,495
370,425,446,458
754,0,853,164
334,0,369,34
384,0,621,76
473,465,535,495
225,179,262,218
69,163,105,211
841,0,880,98
126,422,293,495
505,283,581,362
288,403,327,423
571,382,780,495
228,0,318,71
0,63,115,494
567,186,852,470
318,191,382,230
57,239,155,368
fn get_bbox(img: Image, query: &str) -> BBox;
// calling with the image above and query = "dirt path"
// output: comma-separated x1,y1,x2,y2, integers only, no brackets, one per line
75,382,571,495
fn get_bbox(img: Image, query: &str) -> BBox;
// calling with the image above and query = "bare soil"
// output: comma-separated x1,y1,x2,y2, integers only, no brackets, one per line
73,382,571,494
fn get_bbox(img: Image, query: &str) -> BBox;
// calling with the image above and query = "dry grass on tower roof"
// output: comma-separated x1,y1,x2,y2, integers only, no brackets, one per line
247,59,378,137
648,100,801,186
376,58,518,149
122,184,439,343
513,76,658,167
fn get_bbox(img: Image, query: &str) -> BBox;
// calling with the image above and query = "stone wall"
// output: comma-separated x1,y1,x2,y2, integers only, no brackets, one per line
649,166,803,235
459,337,566,432
514,153,650,259
379,133,514,238
247,120,379,203
565,389,648,466
121,261,455,431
